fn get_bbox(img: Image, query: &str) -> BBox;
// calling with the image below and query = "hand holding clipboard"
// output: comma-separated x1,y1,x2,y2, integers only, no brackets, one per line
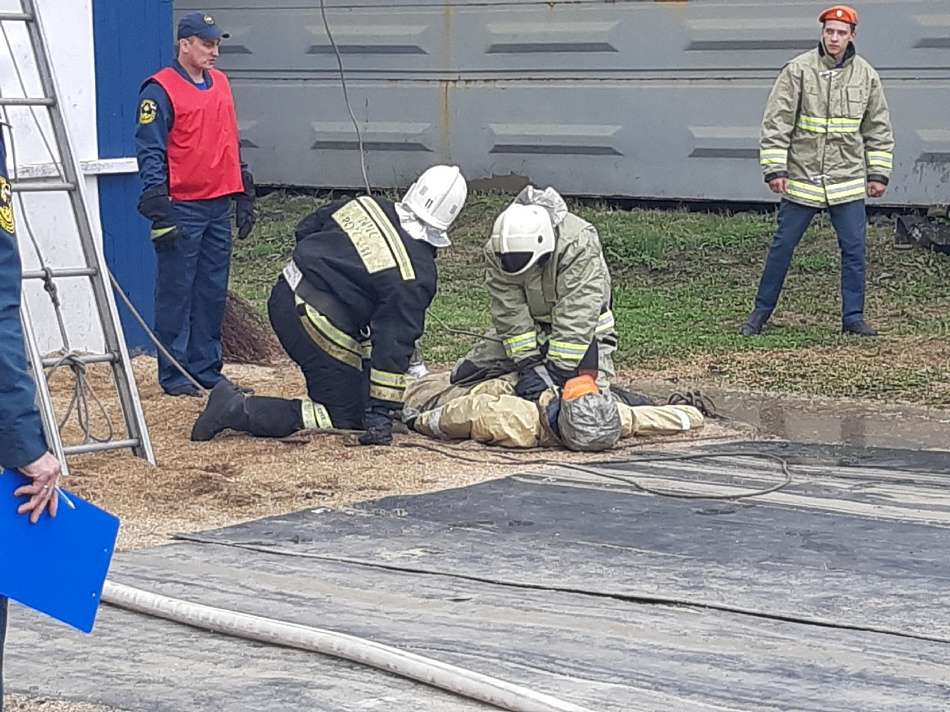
0,468,120,633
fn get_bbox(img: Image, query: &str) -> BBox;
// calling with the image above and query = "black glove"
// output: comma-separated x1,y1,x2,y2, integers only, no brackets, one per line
150,224,183,253
234,170,256,240
137,184,182,253
514,364,554,401
358,405,395,446
137,183,174,223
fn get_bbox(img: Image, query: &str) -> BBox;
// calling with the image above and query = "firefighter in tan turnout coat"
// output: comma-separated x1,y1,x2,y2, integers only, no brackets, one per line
741,4,894,338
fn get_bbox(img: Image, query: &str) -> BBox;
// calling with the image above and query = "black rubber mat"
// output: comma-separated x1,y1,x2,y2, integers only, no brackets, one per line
6,442,950,711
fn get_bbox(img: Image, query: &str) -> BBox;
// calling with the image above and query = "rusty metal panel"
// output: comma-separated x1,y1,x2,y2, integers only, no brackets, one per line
178,0,950,205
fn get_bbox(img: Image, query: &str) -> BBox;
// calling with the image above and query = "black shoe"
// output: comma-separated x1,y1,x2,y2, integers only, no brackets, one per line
164,385,203,398
842,320,878,337
740,313,768,337
190,381,250,441
207,377,254,395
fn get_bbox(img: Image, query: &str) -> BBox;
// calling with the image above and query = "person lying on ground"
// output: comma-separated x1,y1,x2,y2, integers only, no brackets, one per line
190,370,703,452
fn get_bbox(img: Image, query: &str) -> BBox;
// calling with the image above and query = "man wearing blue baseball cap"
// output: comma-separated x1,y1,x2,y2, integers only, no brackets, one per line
134,12,255,397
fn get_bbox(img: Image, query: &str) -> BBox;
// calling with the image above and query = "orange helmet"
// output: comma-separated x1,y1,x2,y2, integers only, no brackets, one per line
561,374,599,402
819,5,857,25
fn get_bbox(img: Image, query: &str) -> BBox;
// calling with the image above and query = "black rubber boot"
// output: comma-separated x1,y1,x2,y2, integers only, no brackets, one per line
245,397,305,438
190,381,251,442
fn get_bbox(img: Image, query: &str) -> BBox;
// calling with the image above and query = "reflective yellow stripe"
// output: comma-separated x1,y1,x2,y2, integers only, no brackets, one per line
759,149,787,165
825,177,866,201
370,386,405,402
548,340,588,362
370,368,406,389
503,331,537,357
827,117,861,133
796,115,828,133
866,151,893,169
301,401,333,430
786,179,827,204
357,196,415,281
369,368,406,402
796,115,860,134
596,310,615,334
296,296,363,370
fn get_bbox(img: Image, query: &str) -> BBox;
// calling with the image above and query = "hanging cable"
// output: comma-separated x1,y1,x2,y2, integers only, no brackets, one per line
319,0,372,195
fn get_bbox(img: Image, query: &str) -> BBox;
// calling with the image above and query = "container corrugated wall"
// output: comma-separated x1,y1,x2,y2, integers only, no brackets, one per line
177,0,949,205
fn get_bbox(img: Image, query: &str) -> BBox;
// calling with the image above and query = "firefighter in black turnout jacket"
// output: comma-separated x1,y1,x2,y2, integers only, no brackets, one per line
191,166,468,446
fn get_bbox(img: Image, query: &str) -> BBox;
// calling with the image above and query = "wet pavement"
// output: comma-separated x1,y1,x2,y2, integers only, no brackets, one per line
627,378,950,451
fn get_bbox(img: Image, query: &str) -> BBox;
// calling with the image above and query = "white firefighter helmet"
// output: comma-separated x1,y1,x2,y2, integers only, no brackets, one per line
490,203,555,276
401,165,468,231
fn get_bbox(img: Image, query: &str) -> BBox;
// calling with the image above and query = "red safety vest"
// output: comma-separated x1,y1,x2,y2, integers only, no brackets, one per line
151,67,243,201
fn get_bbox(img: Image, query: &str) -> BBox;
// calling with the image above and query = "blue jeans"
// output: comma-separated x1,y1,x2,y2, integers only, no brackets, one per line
751,198,867,325
1,595,7,709
154,196,232,392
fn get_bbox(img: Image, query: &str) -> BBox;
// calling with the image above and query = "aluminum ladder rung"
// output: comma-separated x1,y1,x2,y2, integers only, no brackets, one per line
42,352,117,368
63,440,141,457
23,266,97,280
9,0,155,472
0,96,54,107
11,180,76,192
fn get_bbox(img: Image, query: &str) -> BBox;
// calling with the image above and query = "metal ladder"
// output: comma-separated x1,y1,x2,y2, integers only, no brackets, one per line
0,0,154,471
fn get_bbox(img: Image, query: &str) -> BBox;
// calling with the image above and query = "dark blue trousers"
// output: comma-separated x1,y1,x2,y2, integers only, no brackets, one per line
752,198,868,325
154,196,232,392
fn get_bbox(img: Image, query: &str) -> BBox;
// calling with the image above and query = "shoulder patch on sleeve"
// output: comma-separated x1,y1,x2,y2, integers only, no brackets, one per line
138,99,157,125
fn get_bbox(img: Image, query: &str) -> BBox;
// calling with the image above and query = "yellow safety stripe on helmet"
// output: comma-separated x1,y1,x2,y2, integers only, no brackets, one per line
866,151,893,170
369,368,406,403
595,310,615,334
785,179,826,203
503,331,538,358
795,115,861,134
295,296,363,370
825,177,866,201
357,196,416,281
759,149,788,165
301,401,333,430
548,340,588,363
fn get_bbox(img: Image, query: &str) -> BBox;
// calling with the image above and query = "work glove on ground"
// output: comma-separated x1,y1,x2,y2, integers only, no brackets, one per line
234,169,256,240
358,405,396,446
514,363,556,401
137,183,183,253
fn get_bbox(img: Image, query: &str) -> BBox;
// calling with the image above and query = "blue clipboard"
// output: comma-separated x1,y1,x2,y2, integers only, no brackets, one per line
0,468,120,633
